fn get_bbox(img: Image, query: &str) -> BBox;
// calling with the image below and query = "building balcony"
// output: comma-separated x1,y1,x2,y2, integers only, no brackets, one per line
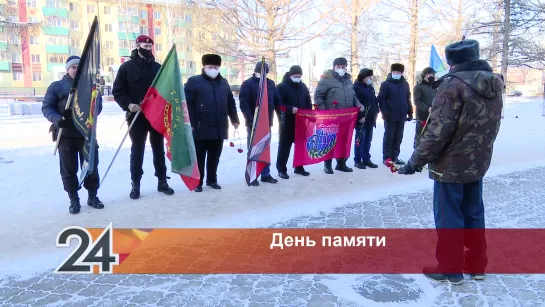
119,48,131,57
42,7,68,18
0,42,7,52
45,45,70,54
43,26,69,36
47,63,65,72
180,67,186,74
0,61,10,71
175,20,186,27
118,32,139,40
118,15,140,24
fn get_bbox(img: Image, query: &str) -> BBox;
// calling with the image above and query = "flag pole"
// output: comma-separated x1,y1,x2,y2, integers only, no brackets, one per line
100,111,141,185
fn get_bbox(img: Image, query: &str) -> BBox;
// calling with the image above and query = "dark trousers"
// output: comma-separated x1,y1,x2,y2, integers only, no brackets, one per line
382,121,405,160
247,127,270,177
128,115,167,182
58,137,99,194
414,120,425,149
354,126,373,163
195,139,224,186
433,179,488,277
276,123,294,173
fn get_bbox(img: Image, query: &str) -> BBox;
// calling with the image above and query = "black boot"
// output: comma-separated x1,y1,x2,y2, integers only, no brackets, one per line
324,160,334,174
278,172,290,179
130,181,140,200
158,179,174,195
68,192,81,214
250,179,260,186
354,161,366,169
294,166,310,176
261,175,278,183
87,191,104,209
335,159,353,172
365,161,379,168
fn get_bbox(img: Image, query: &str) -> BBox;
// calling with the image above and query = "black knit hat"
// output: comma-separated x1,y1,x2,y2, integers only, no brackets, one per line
421,67,436,76
202,54,222,66
255,61,269,73
391,63,404,73
333,57,348,67
288,65,303,76
445,39,480,65
357,68,373,82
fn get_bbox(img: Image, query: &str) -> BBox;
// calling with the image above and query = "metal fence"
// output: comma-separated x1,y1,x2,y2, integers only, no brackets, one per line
0,87,48,97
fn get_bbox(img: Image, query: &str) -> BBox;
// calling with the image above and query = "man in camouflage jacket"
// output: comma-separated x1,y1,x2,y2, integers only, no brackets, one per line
398,39,503,284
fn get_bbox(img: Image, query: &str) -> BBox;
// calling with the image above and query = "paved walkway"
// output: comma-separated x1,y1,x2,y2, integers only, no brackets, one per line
1,167,545,306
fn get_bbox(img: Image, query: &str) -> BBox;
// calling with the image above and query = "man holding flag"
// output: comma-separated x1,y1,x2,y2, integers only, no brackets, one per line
42,55,103,214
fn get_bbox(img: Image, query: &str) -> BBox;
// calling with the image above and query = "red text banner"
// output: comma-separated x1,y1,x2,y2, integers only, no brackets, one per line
69,228,545,274
293,108,358,167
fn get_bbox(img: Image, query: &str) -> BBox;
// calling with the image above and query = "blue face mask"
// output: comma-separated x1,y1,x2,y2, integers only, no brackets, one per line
391,74,401,80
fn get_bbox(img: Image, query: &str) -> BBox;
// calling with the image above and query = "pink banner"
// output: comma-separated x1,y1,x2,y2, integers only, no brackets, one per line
293,108,358,167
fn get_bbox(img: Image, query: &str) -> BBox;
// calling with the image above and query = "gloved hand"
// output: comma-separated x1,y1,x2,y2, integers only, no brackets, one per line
62,108,73,119
128,103,141,112
382,113,388,121
57,118,70,128
359,105,366,112
397,161,422,175
407,113,413,121
359,117,366,124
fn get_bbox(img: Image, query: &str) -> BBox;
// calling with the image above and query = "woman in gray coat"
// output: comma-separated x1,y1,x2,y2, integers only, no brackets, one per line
314,57,365,174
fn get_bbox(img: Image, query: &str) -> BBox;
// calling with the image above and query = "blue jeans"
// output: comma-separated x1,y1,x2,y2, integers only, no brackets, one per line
247,128,270,178
433,179,487,277
354,126,373,163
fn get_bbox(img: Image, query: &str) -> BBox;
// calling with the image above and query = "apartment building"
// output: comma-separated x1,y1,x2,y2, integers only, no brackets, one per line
0,0,241,92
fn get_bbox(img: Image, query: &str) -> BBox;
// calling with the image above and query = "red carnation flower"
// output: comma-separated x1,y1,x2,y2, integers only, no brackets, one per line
229,142,235,147
422,120,427,127
279,106,287,112
237,148,243,153
332,101,338,105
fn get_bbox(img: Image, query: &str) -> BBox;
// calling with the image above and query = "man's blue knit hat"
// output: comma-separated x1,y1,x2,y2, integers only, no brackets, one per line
66,56,80,71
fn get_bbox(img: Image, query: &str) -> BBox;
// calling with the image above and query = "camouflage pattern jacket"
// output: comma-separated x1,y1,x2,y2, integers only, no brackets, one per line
409,59,503,183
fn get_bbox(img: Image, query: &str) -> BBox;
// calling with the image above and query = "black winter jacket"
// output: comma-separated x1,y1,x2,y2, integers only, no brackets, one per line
353,80,379,128
184,72,240,141
377,74,413,122
239,75,282,128
112,49,161,119
276,72,312,132
413,79,437,120
42,74,103,138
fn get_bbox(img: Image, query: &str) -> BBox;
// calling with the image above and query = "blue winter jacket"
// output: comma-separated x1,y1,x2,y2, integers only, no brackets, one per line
239,75,283,128
42,74,103,138
353,80,379,128
184,72,240,141
377,74,413,122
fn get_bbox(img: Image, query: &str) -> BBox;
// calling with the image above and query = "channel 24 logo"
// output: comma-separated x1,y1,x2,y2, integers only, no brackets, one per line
54,222,120,274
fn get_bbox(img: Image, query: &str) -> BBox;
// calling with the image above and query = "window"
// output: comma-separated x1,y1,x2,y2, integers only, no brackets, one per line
29,17,38,23
119,40,130,49
154,27,161,35
128,7,137,15
70,38,79,46
26,0,37,8
106,57,114,66
47,35,68,45
32,72,41,81
70,21,79,30
29,36,39,44
104,41,113,49
156,43,162,52
104,24,112,32
118,22,125,32
139,26,148,35
11,35,20,44
45,0,63,8
69,3,76,11
140,10,147,18
153,12,161,19
186,29,192,37
48,54,66,63
189,61,193,68
186,45,191,52
13,71,22,81
12,53,22,63
103,6,111,14
87,5,95,13
180,59,186,67
185,14,192,22
31,54,40,63
49,17,67,27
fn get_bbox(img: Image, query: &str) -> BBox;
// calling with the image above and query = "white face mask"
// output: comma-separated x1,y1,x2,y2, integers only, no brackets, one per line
366,79,372,85
205,68,219,79
290,77,301,83
335,68,346,77
254,73,261,79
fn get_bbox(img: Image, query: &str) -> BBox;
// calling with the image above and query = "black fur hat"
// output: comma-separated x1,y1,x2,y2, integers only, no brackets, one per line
202,54,222,66
333,57,348,66
391,63,404,73
357,68,373,82
445,39,480,65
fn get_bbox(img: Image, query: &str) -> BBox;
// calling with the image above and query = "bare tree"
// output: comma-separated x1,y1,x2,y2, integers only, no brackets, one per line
191,0,341,81
0,1,44,51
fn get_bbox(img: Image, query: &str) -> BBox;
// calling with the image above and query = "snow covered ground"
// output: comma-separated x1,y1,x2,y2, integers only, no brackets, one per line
0,97,544,306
